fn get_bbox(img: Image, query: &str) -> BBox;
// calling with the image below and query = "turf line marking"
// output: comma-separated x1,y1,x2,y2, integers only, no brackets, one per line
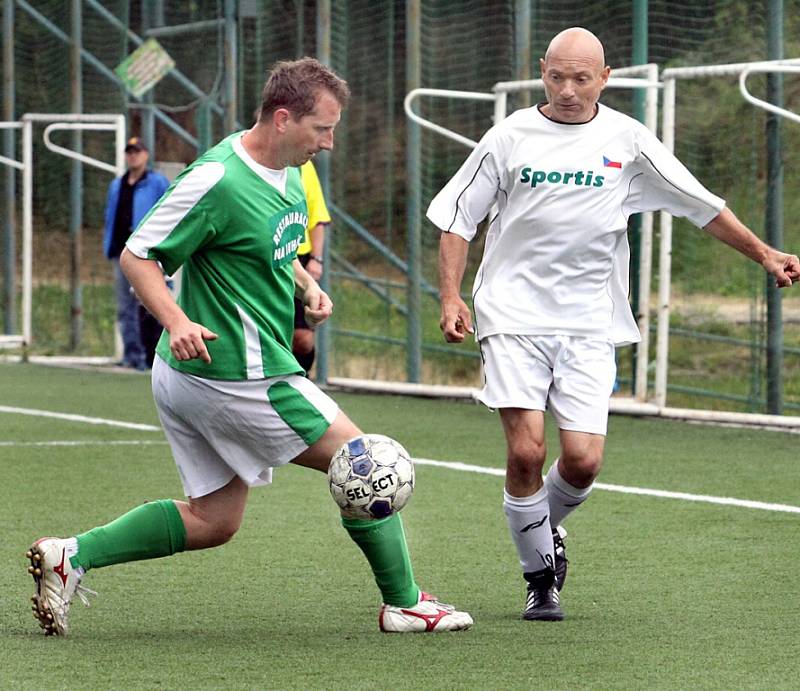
0,406,161,431
0,440,167,447
1,409,797,514
414,457,800,514
590,481,800,514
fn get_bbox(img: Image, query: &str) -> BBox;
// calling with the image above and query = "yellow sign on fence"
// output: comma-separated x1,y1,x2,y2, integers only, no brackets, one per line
115,38,175,98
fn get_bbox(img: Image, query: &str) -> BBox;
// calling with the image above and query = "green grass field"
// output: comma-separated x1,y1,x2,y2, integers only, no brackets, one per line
2,363,799,689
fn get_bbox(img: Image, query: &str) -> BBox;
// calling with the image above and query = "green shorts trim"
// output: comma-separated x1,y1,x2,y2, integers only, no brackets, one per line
268,379,331,445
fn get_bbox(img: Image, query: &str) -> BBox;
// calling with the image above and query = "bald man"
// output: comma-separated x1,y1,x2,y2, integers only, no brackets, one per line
429,27,799,621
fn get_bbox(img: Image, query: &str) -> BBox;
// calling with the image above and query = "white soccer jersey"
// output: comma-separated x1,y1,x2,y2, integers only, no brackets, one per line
426,103,725,345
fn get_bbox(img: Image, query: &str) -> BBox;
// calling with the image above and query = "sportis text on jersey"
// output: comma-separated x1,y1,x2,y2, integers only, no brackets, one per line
520,168,605,188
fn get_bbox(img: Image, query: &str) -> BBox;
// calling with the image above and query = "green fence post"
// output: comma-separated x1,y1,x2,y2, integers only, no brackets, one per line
3,0,16,335
223,0,237,135
69,0,83,350
405,0,422,383
196,100,212,153
314,0,332,385
765,0,784,414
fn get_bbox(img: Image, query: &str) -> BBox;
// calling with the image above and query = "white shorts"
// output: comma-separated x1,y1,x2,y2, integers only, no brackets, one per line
477,334,616,435
151,355,339,498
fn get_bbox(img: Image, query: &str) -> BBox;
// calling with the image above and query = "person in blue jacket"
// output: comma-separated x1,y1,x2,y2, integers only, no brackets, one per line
104,137,170,369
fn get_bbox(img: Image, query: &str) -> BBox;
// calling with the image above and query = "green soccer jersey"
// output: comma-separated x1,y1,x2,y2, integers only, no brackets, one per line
126,132,309,380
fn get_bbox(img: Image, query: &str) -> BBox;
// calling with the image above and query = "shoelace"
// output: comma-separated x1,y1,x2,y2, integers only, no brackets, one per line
424,599,454,612
46,580,97,612
74,583,98,607
419,593,454,612
384,594,455,615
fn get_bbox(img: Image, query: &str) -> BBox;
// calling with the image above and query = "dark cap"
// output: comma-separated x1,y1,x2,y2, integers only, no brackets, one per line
124,136,148,153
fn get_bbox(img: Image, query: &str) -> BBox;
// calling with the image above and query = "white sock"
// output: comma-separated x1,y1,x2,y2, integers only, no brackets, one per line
544,460,593,528
503,486,554,575
64,536,79,558
64,537,85,575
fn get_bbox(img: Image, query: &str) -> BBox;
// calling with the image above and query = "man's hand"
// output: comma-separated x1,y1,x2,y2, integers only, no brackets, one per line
303,284,333,328
763,249,800,288
168,318,218,363
440,295,474,343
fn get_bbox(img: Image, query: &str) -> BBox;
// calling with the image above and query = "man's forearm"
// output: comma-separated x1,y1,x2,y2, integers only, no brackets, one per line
119,249,185,331
309,223,325,257
439,231,469,298
704,207,769,265
293,258,315,297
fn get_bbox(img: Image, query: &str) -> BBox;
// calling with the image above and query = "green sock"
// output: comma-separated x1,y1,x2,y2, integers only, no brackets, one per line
71,500,187,571
342,512,420,607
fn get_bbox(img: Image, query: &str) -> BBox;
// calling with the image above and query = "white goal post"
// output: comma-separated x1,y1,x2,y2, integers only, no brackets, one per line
0,113,126,350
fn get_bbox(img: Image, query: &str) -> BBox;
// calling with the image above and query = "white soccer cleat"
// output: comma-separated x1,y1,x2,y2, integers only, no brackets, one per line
26,537,95,636
379,591,473,632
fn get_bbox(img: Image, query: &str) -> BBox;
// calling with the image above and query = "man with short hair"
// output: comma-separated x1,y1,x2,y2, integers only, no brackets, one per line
103,137,169,370
429,27,800,621
27,57,472,636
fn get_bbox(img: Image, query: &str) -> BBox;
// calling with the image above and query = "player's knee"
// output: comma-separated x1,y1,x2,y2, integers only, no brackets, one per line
507,438,547,467
192,512,242,548
207,520,240,547
506,440,546,484
560,451,603,485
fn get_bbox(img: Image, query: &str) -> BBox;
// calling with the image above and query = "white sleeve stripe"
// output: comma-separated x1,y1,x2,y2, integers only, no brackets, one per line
447,152,494,232
126,162,226,257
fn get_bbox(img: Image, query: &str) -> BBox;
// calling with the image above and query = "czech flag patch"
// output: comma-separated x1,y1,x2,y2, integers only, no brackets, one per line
603,155,622,169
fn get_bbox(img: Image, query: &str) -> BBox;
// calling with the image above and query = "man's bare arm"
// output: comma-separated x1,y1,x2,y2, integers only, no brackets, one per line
305,223,326,281
704,207,800,288
293,258,332,327
438,232,474,343
120,248,217,363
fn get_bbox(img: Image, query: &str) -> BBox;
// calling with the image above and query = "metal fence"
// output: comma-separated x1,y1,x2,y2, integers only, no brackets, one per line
2,0,800,414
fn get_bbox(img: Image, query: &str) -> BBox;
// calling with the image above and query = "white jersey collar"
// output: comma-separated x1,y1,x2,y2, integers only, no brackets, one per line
232,131,287,195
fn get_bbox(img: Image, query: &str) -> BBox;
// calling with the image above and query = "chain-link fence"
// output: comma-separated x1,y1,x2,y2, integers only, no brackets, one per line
3,0,800,412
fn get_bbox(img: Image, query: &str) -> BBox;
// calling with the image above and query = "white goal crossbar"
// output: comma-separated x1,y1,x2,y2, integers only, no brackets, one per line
0,113,126,349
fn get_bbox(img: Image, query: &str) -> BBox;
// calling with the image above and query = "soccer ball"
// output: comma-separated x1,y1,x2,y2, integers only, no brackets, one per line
328,434,415,519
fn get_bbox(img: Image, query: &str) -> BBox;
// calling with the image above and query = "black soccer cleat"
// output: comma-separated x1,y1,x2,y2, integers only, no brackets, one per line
553,525,569,592
522,567,564,621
